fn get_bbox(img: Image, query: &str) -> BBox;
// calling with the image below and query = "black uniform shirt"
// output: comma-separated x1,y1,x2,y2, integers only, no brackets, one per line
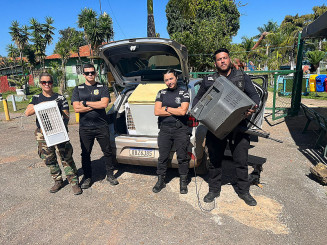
29,93,69,128
71,83,110,128
155,86,190,125
193,68,260,108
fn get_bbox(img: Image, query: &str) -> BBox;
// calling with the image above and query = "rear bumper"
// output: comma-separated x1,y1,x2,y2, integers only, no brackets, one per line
114,135,201,168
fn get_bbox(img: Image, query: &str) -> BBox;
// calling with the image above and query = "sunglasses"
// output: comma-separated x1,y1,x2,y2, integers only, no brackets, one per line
40,81,53,85
84,71,96,76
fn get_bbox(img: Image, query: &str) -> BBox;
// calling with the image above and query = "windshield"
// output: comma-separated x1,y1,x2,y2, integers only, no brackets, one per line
103,44,182,81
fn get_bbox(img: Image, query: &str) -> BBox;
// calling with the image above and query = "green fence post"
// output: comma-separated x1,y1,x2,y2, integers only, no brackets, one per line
290,32,304,116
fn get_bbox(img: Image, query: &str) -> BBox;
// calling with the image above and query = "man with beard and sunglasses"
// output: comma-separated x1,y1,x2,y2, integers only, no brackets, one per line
25,72,82,195
71,63,118,189
192,48,260,206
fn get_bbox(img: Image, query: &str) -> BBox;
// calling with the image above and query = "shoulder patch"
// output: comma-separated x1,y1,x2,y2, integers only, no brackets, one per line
33,94,40,97
208,76,214,81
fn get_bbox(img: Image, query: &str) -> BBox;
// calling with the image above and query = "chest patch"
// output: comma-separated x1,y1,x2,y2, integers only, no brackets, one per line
175,97,181,104
93,89,99,95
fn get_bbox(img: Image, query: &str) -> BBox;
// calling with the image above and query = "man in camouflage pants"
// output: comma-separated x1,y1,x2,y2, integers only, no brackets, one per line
26,72,82,195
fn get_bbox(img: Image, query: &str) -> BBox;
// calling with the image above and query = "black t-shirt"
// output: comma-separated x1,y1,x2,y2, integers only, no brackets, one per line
71,82,110,128
29,93,69,128
155,86,190,125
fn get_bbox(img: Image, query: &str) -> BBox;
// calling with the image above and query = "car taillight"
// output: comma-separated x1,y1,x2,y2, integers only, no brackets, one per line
187,115,199,127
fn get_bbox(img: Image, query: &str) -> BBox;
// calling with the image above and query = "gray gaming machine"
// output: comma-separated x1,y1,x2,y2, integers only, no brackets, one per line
191,76,256,139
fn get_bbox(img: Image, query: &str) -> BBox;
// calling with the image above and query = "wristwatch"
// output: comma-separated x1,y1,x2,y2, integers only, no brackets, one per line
165,106,168,112
83,101,88,107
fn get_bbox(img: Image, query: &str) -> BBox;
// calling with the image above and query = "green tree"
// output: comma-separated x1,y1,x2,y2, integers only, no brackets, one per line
78,8,114,57
57,27,86,64
9,21,29,65
307,50,326,72
312,4,327,20
29,17,55,68
54,29,82,94
166,0,240,71
6,44,19,59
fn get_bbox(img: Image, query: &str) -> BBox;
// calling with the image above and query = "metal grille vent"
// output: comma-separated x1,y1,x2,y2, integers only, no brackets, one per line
126,106,136,130
39,107,65,135
34,101,69,147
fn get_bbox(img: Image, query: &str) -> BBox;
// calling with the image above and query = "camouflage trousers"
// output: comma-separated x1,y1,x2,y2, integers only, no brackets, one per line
35,128,78,185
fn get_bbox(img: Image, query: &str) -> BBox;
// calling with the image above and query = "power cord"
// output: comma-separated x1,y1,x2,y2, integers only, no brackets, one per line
193,157,216,212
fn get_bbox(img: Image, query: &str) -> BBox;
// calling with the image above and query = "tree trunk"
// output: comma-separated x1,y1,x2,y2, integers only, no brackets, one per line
147,0,156,37
147,14,156,37
59,61,66,95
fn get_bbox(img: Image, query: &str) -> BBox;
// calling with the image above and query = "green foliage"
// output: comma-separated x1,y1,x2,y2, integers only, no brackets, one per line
6,44,19,58
78,8,114,56
7,75,29,89
166,0,240,71
29,17,55,67
28,85,42,95
307,50,326,68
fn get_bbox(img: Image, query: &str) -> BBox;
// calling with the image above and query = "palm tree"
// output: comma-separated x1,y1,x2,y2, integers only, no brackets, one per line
307,50,326,74
78,8,114,57
43,17,55,48
99,12,114,43
78,8,97,56
6,44,19,59
29,17,55,69
241,36,255,67
29,18,44,64
147,0,156,37
9,21,29,66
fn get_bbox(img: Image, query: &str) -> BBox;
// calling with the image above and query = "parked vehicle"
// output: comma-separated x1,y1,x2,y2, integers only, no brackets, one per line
99,38,268,173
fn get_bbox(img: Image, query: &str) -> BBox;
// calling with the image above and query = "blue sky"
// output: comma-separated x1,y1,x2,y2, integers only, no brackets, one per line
0,0,326,57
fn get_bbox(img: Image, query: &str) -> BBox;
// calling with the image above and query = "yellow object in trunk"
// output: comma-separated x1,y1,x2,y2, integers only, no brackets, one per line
128,83,167,104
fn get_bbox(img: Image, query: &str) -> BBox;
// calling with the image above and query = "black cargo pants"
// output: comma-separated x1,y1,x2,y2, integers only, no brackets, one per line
206,129,251,194
79,125,114,179
157,123,190,176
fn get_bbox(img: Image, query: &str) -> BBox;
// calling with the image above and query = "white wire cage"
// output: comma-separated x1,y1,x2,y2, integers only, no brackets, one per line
34,101,69,147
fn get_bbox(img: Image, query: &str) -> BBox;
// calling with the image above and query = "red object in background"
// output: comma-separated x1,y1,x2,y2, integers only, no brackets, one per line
28,74,34,86
0,76,16,93
187,115,199,127
324,78,327,92
0,74,34,93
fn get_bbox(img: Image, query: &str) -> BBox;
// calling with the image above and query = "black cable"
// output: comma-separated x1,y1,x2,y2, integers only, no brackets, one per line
193,157,216,212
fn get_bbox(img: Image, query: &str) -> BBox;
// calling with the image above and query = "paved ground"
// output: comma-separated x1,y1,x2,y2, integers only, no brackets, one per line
1,99,327,244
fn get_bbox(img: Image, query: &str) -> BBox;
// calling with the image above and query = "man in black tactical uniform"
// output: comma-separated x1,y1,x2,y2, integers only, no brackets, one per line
192,48,260,206
71,64,118,189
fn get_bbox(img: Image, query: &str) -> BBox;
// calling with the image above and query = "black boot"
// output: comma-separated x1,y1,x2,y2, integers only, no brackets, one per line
152,175,166,193
106,172,119,185
180,175,188,194
238,192,257,206
203,191,220,203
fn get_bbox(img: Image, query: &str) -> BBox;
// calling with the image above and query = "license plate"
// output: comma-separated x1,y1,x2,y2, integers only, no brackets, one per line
129,148,155,158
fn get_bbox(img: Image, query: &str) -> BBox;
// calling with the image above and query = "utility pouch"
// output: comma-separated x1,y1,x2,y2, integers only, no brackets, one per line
175,120,183,129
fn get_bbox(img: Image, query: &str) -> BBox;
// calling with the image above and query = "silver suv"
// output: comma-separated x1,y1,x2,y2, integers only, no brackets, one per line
99,38,268,173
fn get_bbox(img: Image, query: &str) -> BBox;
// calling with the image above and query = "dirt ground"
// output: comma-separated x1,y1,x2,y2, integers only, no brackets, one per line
0,95,327,244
